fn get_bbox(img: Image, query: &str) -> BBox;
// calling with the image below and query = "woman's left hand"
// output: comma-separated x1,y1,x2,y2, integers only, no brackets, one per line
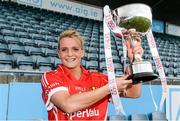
124,31,144,62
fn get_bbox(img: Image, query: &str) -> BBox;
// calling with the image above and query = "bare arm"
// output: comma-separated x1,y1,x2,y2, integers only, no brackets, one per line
120,30,143,98
50,75,132,114
51,84,110,114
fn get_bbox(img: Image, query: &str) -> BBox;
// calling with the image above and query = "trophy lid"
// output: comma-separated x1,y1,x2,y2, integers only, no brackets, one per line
113,3,152,22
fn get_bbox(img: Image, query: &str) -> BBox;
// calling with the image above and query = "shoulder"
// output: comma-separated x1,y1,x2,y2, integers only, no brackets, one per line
41,68,65,84
41,69,68,90
88,71,108,81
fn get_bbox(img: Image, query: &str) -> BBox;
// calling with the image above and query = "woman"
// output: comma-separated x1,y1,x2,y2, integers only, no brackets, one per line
41,29,143,120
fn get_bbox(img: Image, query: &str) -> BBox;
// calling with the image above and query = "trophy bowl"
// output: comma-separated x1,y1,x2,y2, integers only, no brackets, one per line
113,3,152,33
113,3,158,84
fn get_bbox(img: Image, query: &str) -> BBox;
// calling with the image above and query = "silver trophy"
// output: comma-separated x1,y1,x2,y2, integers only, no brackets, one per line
112,4,158,84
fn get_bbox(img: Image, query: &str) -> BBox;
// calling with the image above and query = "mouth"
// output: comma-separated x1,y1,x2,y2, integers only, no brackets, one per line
66,58,76,62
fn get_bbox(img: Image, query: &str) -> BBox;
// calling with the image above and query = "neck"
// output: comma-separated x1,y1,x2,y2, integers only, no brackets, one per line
69,66,82,80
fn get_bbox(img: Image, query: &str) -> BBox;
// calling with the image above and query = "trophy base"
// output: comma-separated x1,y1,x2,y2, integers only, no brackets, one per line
127,61,158,84
129,72,158,84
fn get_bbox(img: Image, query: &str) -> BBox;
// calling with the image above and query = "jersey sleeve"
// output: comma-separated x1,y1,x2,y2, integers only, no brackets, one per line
41,71,68,111
90,72,108,86
99,73,108,86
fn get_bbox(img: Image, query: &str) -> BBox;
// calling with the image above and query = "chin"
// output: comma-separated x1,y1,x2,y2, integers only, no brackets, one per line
65,64,80,69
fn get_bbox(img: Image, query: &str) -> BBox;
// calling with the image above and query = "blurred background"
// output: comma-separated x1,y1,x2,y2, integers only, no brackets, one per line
0,0,179,120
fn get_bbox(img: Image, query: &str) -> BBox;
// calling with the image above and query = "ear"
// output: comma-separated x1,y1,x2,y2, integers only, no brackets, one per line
81,49,85,58
57,50,61,59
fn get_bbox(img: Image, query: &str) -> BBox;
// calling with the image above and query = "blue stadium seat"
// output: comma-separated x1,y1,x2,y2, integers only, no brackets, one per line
81,59,86,67
8,44,26,55
15,55,34,70
18,18,29,23
13,25,26,32
173,68,178,77
31,23,42,30
115,70,123,76
19,38,35,46
99,47,105,54
49,42,58,49
113,55,121,63
4,36,20,44
177,68,180,77
164,61,170,68
22,22,32,28
16,31,30,38
99,61,106,72
88,46,98,53
168,67,174,77
99,54,105,62
42,48,57,57
0,18,7,24
144,54,151,60
45,35,57,42
0,53,14,69
30,33,44,41
0,23,12,30
87,53,98,61
89,42,99,48
10,20,22,27
114,63,123,72
27,28,39,34
34,40,50,48
36,56,52,71
1,29,15,36
25,46,43,56
111,49,118,56
0,35,6,43
0,43,9,53
39,29,50,35
86,60,98,71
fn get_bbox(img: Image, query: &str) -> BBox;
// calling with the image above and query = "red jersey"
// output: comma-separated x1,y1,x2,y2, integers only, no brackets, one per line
41,65,109,120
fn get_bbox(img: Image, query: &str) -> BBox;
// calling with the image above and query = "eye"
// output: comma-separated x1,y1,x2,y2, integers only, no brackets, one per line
73,47,80,51
60,48,67,52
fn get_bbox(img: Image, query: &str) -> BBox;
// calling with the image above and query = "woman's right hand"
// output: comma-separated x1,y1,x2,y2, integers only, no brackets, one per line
116,75,132,92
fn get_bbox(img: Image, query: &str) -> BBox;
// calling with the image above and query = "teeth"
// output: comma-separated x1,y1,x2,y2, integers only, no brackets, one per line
67,58,75,62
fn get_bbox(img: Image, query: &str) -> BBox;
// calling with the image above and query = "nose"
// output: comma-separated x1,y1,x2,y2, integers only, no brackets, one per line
67,49,73,56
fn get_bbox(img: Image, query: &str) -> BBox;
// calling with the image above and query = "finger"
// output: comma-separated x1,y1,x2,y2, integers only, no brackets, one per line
124,35,132,49
135,36,142,43
125,66,132,75
119,85,128,91
121,79,132,85
121,75,131,80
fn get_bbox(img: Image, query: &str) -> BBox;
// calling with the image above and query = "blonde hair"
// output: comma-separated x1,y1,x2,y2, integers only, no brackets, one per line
58,29,84,51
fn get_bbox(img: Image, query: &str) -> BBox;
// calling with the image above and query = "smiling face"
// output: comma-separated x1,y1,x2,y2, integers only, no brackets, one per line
58,36,84,70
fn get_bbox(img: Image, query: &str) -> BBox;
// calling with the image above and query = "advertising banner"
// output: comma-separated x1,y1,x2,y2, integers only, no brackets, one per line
166,23,180,36
166,85,180,121
17,0,102,21
152,20,164,33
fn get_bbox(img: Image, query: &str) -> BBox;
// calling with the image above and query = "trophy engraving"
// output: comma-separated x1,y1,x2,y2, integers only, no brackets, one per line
112,3,158,84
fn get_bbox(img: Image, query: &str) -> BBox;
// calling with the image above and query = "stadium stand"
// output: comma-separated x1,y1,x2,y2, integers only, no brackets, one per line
0,1,179,120
0,52,14,70
0,0,179,77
